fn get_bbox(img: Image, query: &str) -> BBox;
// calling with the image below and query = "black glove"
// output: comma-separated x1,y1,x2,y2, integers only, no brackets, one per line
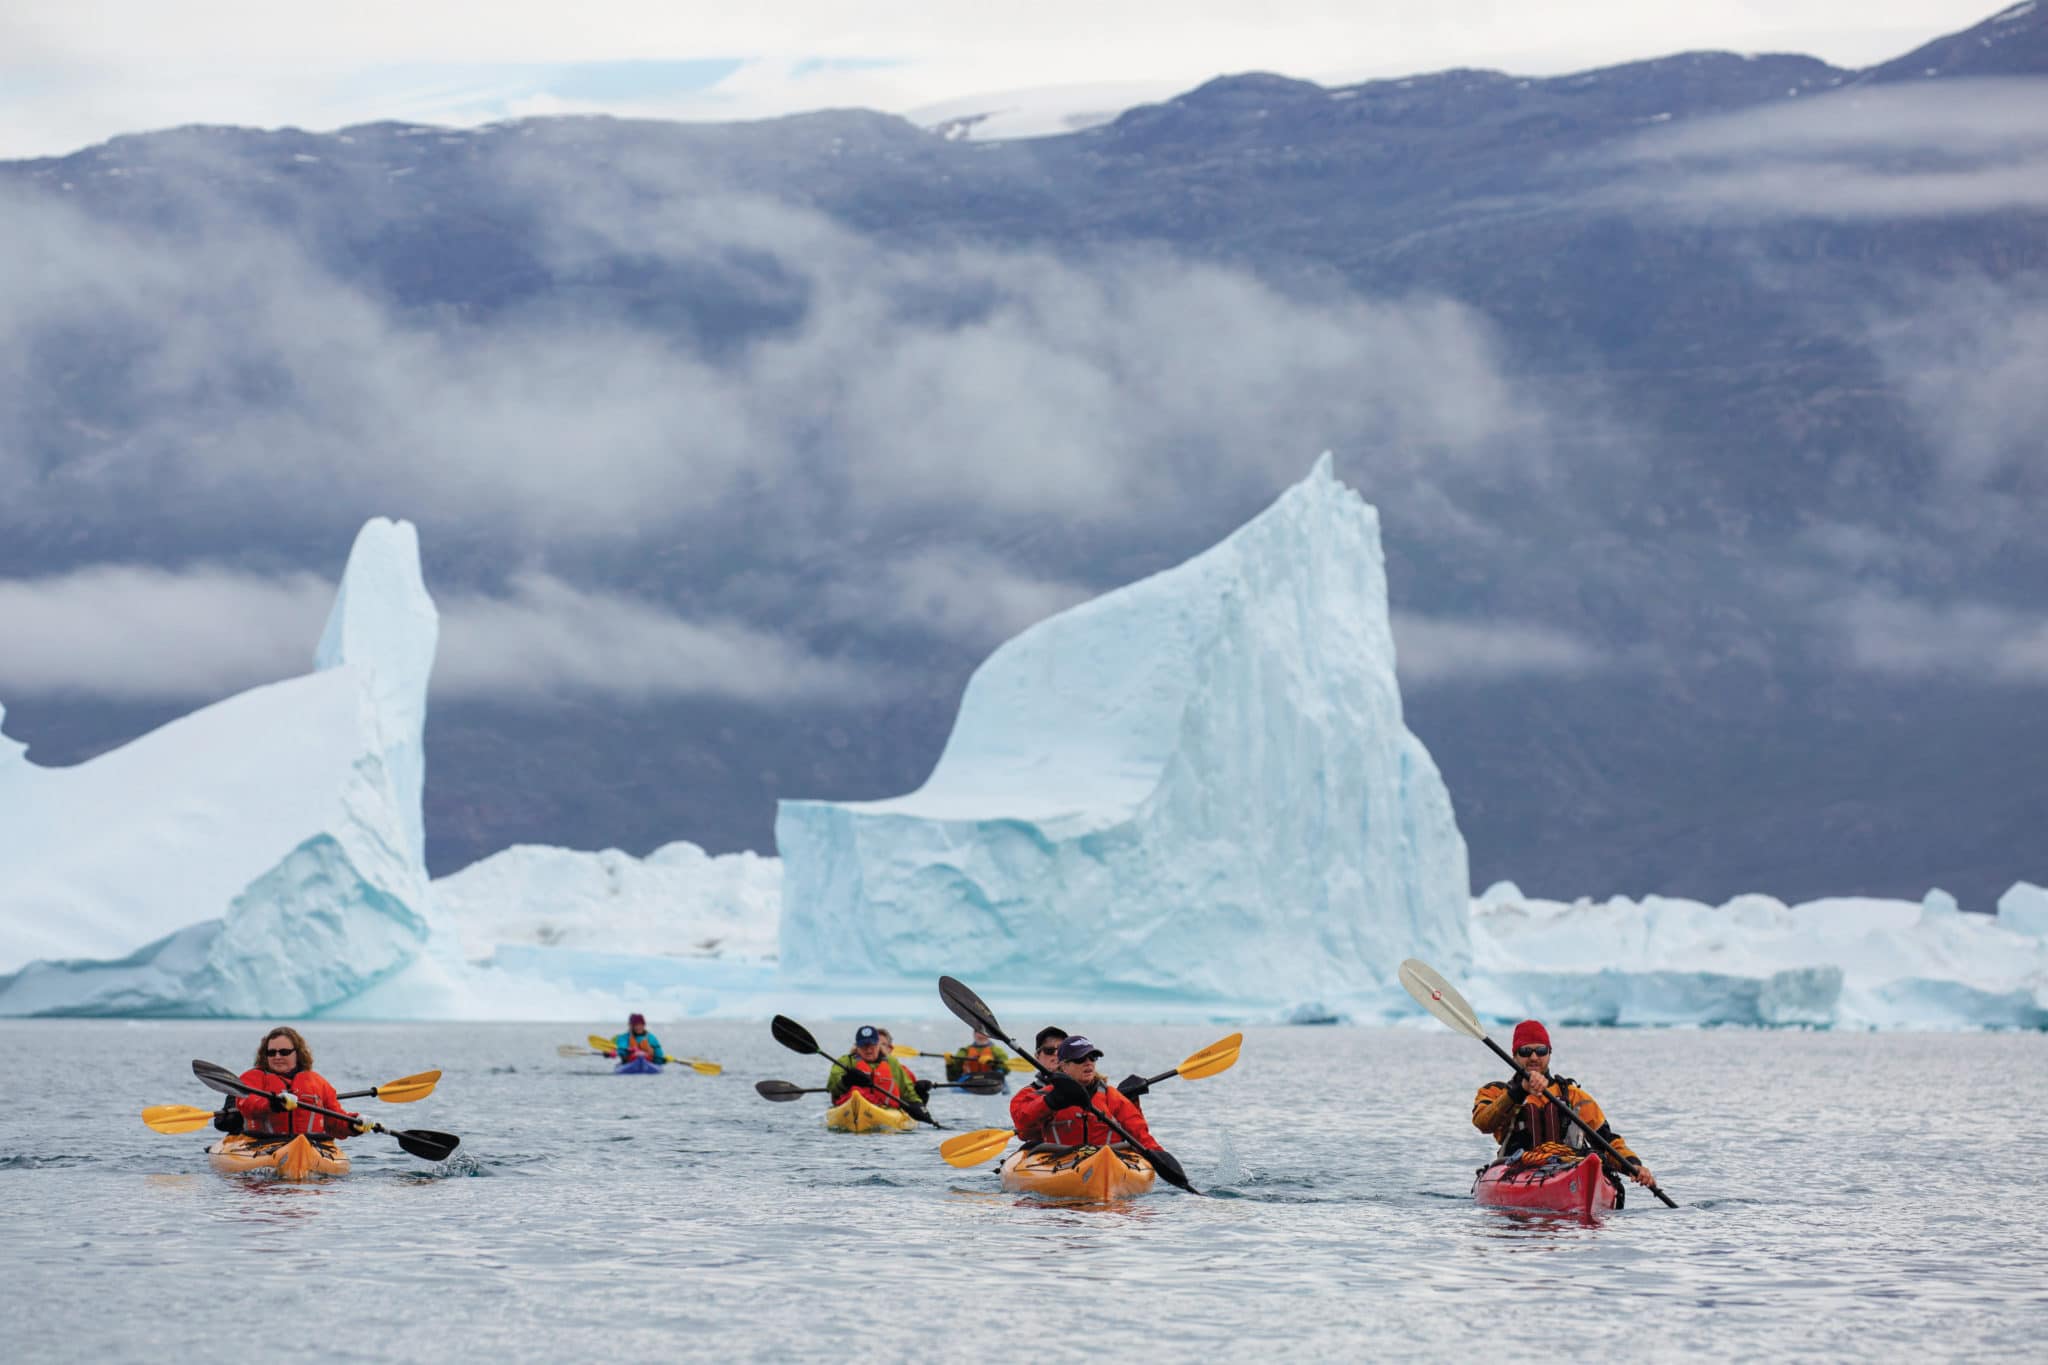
905,1103,935,1126
267,1091,292,1112
1042,1073,1090,1112
212,1109,244,1134
913,1079,935,1103
1116,1073,1151,1101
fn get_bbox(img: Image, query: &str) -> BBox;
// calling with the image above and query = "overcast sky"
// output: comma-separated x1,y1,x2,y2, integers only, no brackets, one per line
0,1,2002,158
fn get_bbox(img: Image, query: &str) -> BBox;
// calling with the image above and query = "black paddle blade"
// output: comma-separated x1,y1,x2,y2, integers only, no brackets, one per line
755,1079,808,1102
394,1129,460,1162
770,1015,821,1057
191,1059,252,1098
958,1073,1005,1094
1142,1145,1200,1196
937,976,1001,1038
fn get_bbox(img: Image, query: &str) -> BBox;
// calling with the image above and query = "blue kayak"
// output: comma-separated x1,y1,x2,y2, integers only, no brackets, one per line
613,1058,664,1075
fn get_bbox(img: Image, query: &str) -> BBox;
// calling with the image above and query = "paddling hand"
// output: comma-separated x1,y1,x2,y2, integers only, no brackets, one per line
1042,1073,1090,1112
1508,1070,1547,1100
212,1110,244,1134
906,1103,935,1126
269,1092,299,1112
913,1079,935,1103
1627,1161,1654,1186
1116,1073,1151,1101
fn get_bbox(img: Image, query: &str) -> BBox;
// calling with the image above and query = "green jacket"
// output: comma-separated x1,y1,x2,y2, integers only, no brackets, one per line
829,1053,915,1104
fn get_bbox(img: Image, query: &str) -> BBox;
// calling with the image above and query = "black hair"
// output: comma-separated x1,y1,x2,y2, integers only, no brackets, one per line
1034,1026,1068,1051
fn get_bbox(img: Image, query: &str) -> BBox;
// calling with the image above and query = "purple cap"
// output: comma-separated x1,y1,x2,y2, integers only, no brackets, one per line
854,1025,880,1046
1056,1035,1104,1063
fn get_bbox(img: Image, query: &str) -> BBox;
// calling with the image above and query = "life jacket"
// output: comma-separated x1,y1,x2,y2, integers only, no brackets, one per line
1018,1079,1157,1150
837,1054,910,1106
618,1032,658,1062
235,1068,354,1139
1507,1076,1589,1157
958,1044,1003,1075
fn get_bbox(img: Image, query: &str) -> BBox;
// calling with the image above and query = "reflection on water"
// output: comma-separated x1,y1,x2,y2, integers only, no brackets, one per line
3,1019,2045,1361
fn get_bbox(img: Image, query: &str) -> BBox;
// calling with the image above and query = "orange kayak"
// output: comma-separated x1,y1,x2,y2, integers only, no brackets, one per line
999,1144,1158,1200
206,1133,351,1181
824,1091,915,1133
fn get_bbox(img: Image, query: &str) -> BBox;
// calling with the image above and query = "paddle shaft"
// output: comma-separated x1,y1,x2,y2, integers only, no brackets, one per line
1482,1034,1676,1209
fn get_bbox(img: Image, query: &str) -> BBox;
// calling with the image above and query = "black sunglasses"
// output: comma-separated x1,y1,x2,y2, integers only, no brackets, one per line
1515,1045,1550,1058
265,1046,297,1057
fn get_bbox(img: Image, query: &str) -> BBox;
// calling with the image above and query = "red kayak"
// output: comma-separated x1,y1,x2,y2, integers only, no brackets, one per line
1474,1153,1620,1217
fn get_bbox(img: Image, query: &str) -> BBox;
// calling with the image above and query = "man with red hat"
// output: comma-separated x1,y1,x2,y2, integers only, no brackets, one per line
1471,1019,1655,1187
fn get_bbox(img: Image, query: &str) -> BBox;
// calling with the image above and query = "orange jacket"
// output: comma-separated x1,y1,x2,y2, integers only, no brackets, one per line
236,1068,359,1139
1011,1078,1157,1150
1472,1076,1637,1166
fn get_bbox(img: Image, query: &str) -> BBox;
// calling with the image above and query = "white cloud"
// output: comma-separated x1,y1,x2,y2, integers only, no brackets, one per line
1834,591,2048,683
0,562,876,705
435,571,879,704
0,565,334,699
1392,612,1604,683
1,170,1575,546
1613,80,2048,220
820,546,1095,646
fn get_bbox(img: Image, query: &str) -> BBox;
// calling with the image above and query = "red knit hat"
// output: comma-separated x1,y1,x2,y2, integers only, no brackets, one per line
1511,1020,1551,1050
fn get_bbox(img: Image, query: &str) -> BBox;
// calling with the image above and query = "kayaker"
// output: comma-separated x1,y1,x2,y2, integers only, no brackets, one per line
1471,1020,1655,1187
1010,1035,1160,1152
214,1026,362,1141
612,1013,667,1066
873,1027,935,1102
829,1025,932,1123
1009,1027,1069,1129
945,1028,1012,1082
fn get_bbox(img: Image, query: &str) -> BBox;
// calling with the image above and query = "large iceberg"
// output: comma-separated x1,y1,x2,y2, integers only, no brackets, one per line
0,520,439,1016
775,454,1472,1016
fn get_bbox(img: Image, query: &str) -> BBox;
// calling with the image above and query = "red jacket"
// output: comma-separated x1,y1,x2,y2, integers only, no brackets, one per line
1011,1078,1157,1150
236,1068,358,1139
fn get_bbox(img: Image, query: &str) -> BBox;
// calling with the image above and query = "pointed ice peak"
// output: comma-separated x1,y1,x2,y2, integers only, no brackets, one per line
314,517,438,867
1308,449,1335,481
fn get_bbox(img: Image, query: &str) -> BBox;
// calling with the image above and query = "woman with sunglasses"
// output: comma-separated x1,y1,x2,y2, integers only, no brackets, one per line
1470,1020,1654,1188
211,1026,362,1142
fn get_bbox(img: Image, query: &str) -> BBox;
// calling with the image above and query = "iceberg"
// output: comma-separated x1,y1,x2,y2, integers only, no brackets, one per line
0,519,438,1016
1471,887,2048,1030
775,454,1472,1016
1998,882,2048,938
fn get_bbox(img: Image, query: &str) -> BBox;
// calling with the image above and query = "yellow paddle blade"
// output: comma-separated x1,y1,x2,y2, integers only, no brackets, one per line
680,1058,723,1076
370,1070,442,1103
557,1044,590,1058
1005,1056,1035,1073
587,1033,616,1052
1176,1032,1243,1081
939,1127,1017,1169
142,1104,218,1134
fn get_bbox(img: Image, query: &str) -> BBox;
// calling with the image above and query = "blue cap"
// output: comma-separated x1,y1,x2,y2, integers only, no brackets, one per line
854,1025,880,1046
1057,1036,1104,1063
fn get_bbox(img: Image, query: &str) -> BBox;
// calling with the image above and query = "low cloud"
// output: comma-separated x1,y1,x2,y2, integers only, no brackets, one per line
0,562,877,705
1392,612,1604,684
0,565,334,699
819,545,1096,647
1833,591,2048,683
435,571,881,704
1612,79,2048,219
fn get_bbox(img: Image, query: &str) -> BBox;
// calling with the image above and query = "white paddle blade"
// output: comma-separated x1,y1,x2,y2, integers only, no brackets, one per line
1399,958,1486,1039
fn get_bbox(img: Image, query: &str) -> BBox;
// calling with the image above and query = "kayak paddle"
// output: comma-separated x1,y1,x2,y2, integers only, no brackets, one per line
890,1044,1035,1074
582,1035,723,1075
336,1069,442,1103
756,1073,1005,1103
141,1104,225,1134
937,1033,1244,1169
936,976,1199,1195
190,1060,461,1163
768,1015,944,1128
1397,958,1676,1209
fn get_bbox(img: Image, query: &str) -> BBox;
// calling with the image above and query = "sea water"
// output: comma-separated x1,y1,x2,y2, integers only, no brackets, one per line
3,1020,2043,1361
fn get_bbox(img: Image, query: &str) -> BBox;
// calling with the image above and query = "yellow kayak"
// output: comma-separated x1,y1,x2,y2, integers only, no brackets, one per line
206,1133,351,1181
824,1091,915,1133
999,1144,1158,1200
